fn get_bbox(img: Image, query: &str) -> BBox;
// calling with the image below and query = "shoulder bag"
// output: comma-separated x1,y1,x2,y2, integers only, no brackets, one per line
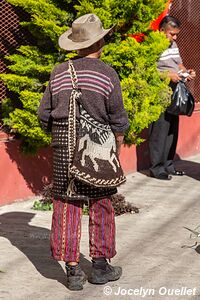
66,60,126,199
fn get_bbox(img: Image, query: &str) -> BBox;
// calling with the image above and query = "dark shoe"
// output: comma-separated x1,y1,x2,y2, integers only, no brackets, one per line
88,258,122,284
150,171,172,180
169,170,186,176
65,264,87,291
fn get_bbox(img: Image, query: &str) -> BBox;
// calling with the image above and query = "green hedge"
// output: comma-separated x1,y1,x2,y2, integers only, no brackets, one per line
0,0,171,152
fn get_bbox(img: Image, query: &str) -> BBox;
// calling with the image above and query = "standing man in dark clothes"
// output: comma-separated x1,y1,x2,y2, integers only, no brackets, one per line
149,16,196,180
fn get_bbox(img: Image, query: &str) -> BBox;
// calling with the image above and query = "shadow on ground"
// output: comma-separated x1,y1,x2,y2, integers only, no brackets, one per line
139,158,200,181
175,158,200,181
195,245,200,254
0,212,91,286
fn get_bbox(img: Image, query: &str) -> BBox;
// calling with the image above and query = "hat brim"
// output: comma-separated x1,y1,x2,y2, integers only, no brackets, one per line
58,25,115,51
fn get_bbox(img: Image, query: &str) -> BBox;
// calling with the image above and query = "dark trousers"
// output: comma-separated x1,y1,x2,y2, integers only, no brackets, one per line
149,111,179,176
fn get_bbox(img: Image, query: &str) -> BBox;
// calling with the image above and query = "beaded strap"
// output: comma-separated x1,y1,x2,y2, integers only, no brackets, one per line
67,60,82,196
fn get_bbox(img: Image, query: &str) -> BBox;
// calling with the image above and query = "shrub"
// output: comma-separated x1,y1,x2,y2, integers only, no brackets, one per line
1,0,170,152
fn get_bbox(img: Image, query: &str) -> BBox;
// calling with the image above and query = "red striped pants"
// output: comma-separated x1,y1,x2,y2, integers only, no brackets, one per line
50,197,116,262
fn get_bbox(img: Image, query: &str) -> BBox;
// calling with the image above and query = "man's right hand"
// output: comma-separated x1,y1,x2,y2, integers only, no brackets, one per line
168,71,181,83
114,133,124,156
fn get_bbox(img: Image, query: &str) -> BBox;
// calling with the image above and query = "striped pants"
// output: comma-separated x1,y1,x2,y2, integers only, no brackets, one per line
50,197,116,262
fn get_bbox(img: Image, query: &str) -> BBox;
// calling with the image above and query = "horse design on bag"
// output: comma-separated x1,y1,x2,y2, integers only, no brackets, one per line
78,133,120,172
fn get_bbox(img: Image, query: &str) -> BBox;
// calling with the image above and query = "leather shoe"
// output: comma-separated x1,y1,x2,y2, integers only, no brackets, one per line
150,171,172,180
169,170,186,176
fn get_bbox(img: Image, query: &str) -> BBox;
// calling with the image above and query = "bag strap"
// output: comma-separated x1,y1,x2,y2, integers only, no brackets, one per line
67,60,82,196
68,59,79,90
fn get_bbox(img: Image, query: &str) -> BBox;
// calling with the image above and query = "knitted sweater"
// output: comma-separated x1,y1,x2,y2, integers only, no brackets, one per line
38,56,129,133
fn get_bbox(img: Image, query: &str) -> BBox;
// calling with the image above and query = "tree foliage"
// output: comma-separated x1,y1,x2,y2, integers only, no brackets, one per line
1,0,171,152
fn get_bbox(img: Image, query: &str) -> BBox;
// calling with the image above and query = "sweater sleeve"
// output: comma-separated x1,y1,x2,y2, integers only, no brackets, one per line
108,71,129,133
37,68,56,132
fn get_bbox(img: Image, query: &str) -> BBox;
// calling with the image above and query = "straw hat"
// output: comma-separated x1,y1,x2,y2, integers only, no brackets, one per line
58,13,114,51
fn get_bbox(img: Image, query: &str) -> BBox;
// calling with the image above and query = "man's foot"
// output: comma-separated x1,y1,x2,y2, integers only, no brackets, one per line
150,171,172,180
88,258,122,284
168,170,186,176
65,263,87,290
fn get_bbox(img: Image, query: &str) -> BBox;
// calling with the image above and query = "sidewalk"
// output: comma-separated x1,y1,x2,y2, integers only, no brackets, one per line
0,154,200,300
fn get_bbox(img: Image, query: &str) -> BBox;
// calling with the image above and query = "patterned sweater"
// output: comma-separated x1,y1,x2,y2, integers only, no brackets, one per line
38,56,129,133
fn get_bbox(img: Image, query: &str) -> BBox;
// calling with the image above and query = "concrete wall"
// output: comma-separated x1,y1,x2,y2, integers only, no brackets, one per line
1,107,200,206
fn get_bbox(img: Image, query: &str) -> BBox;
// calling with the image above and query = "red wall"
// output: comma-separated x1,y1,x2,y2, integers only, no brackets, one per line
177,110,200,157
1,109,200,206
0,136,52,206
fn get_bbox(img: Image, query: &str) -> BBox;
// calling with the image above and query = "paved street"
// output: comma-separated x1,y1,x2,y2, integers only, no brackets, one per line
0,154,200,300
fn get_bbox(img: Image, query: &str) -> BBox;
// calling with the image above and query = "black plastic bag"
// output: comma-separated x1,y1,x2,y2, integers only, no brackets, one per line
167,80,195,116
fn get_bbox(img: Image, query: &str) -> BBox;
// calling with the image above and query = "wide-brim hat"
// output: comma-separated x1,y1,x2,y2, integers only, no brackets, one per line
59,13,115,51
